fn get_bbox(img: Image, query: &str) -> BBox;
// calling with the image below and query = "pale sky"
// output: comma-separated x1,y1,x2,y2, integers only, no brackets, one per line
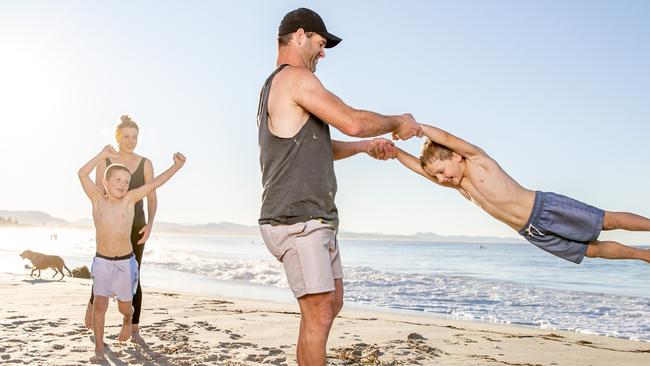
1,1,649,242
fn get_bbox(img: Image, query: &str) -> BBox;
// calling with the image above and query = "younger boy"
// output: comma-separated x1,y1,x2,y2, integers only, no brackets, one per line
397,124,650,265
78,145,186,362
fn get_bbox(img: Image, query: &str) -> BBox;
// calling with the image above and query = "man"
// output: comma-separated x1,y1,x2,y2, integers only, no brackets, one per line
257,8,422,365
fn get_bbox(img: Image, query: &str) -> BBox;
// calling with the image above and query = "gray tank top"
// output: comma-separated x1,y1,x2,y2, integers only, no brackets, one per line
257,64,339,229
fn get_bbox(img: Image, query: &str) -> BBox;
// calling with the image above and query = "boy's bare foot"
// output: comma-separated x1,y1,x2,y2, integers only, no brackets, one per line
84,303,93,330
118,317,132,342
118,307,134,342
90,346,106,363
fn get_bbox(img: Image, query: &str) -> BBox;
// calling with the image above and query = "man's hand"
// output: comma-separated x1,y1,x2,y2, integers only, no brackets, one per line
173,152,186,167
392,113,423,141
366,138,397,160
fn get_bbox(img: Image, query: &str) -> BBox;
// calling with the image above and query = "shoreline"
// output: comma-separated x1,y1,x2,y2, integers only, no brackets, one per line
1,272,649,365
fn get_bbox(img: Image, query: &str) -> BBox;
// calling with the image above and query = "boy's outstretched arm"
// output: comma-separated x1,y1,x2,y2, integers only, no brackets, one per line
396,148,436,182
126,153,186,203
78,145,116,201
419,124,483,159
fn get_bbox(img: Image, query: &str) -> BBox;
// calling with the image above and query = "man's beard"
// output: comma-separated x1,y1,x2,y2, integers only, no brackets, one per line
310,57,318,72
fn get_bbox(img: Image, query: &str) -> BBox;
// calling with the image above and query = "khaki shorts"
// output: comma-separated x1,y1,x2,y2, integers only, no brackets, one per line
260,219,343,298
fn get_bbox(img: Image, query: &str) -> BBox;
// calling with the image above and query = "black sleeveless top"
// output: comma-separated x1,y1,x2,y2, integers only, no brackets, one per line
106,157,147,227
257,64,339,229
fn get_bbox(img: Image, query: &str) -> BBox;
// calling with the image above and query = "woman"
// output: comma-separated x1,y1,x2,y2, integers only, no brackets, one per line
84,115,157,343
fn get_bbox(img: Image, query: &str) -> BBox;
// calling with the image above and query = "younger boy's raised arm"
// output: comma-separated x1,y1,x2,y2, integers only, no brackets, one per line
419,124,482,159
78,145,116,201
126,152,186,203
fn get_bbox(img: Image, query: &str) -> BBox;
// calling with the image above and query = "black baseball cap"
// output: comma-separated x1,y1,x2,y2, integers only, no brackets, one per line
278,8,342,48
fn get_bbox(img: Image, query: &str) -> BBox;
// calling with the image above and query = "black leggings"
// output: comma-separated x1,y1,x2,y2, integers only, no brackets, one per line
89,225,145,325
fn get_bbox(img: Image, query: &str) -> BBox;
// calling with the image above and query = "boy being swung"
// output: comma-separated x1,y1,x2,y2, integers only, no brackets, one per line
397,124,650,265
78,145,186,362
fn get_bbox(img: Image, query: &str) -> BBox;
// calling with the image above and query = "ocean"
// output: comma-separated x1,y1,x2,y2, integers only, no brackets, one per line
1,226,648,342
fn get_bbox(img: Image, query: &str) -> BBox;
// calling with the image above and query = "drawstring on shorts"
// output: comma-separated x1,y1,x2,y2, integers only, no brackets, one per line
526,223,545,238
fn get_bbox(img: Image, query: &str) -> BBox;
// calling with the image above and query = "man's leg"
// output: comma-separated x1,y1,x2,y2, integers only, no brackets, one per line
586,240,650,263
296,281,343,366
332,278,344,317
602,211,650,231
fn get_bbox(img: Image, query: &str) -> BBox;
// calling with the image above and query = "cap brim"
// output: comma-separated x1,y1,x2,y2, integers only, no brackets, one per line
320,32,342,48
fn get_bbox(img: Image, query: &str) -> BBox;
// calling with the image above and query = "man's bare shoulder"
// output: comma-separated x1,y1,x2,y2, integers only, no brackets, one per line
274,65,320,88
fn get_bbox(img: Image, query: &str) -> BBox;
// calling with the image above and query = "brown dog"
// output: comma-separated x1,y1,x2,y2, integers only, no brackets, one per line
19,250,72,280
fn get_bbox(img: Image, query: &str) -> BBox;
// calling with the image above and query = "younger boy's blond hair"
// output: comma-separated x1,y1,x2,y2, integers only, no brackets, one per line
104,164,131,180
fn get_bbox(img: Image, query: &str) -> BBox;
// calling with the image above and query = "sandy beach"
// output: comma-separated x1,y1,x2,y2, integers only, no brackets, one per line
0,272,648,365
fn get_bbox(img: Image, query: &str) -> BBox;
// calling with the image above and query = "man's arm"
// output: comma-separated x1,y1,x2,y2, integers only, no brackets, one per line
79,145,115,201
126,153,186,203
420,124,483,159
290,67,422,140
396,148,471,199
332,138,396,161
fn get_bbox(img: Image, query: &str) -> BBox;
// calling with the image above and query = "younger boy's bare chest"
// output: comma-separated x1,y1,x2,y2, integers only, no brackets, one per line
93,198,135,230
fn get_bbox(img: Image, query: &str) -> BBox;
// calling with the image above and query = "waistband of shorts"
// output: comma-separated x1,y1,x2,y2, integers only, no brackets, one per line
259,217,334,227
95,252,135,261
518,191,544,235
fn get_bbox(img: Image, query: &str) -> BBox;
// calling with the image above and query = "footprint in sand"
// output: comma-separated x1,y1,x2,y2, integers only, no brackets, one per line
204,353,232,362
407,333,426,341
217,341,256,350
246,352,287,365
194,320,219,331
482,336,502,342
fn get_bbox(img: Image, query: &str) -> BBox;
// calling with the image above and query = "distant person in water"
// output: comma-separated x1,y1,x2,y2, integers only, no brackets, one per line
78,145,185,362
397,123,650,265
84,115,158,345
